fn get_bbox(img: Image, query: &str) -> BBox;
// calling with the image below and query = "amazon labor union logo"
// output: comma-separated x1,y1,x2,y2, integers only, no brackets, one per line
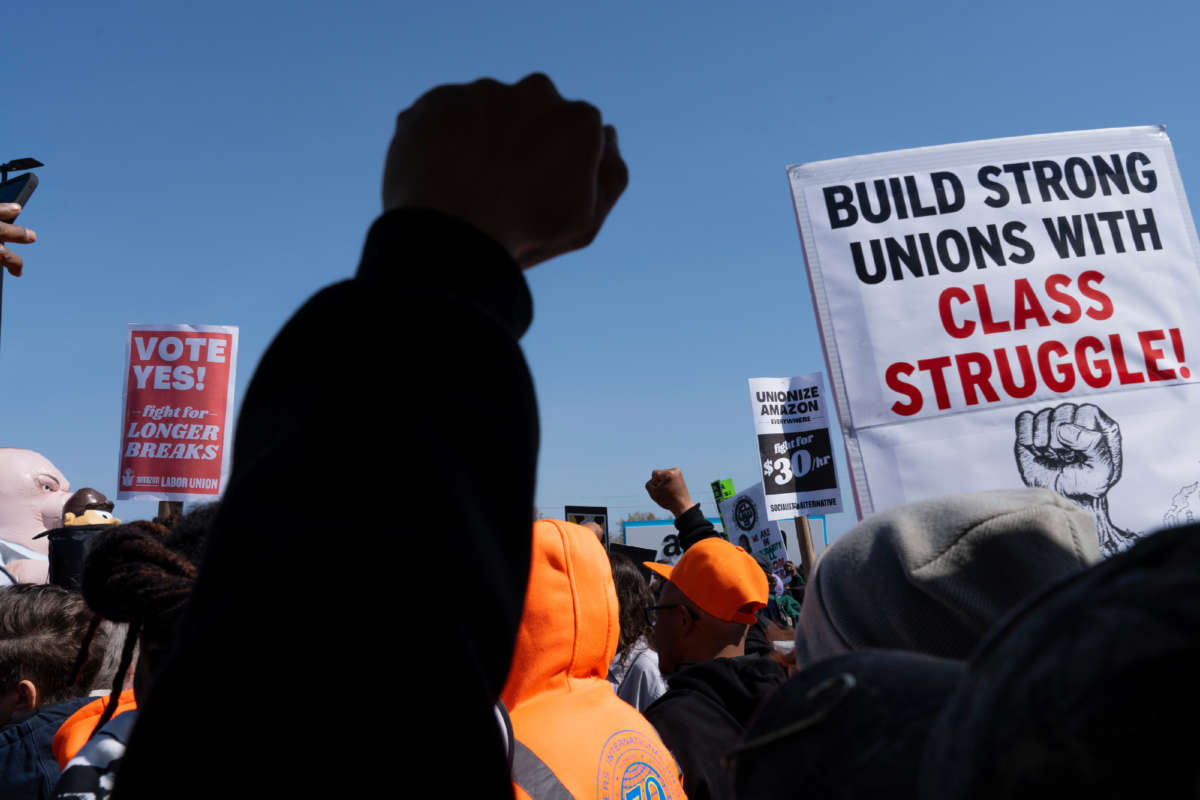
596,729,680,800
734,496,757,531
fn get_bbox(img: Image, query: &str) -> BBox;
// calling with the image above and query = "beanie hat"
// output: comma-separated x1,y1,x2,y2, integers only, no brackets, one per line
645,537,768,624
795,488,1098,665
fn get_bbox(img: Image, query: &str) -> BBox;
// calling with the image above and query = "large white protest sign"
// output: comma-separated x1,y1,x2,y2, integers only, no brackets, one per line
749,373,844,519
719,484,787,574
789,126,1200,556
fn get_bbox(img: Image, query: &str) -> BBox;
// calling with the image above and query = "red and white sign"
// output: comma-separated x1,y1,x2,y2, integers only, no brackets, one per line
116,324,239,500
789,127,1200,556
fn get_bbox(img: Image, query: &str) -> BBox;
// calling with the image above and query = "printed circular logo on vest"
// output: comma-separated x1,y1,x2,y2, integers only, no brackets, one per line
734,496,757,531
595,729,680,800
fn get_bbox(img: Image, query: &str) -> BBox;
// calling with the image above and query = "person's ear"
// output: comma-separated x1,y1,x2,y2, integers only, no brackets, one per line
15,680,38,713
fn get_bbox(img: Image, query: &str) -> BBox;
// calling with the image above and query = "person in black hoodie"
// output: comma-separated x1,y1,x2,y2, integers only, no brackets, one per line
642,537,786,800
113,73,627,800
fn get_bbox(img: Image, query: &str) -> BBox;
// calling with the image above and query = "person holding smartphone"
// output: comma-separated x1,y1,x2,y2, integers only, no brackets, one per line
0,203,36,276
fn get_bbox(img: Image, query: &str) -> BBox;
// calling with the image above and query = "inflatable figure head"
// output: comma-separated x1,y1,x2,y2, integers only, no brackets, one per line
0,448,72,557
62,487,120,527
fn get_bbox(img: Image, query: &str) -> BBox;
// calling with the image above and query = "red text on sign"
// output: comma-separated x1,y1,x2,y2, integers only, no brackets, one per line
937,271,1113,338
886,328,1190,416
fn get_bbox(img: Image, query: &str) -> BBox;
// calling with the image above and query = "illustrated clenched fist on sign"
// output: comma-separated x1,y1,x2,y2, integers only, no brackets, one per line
1016,404,1121,498
1015,403,1138,556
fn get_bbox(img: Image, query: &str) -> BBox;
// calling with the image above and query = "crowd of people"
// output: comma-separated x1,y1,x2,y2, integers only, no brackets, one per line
2,72,1199,799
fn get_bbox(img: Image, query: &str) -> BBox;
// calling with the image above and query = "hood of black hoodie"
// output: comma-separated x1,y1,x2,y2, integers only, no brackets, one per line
663,655,787,726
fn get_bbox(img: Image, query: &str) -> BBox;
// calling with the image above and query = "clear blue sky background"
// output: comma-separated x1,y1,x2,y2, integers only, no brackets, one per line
4,0,1199,539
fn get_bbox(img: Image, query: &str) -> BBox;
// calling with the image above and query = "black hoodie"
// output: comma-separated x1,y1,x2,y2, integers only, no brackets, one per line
114,210,536,800
644,655,787,800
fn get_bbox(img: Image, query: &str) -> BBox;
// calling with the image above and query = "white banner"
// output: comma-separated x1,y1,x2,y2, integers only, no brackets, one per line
788,126,1200,556
749,373,843,519
621,518,723,565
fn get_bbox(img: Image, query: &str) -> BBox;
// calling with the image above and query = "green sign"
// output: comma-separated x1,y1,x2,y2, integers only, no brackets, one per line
711,478,735,530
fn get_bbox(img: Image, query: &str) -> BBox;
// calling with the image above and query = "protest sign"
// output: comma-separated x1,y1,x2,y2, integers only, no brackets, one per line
806,515,828,557
621,518,723,565
711,478,736,509
719,484,787,574
749,373,843,519
565,505,609,541
788,126,1200,555
117,324,238,501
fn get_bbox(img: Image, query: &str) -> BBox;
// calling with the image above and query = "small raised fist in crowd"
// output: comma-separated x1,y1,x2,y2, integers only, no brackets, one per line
645,468,696,518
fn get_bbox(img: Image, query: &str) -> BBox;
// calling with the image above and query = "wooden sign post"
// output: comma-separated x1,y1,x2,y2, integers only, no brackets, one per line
794,515,816,581
157,500,183,526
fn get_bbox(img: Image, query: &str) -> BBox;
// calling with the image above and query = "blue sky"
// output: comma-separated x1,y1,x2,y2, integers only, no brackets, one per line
5,0,1200,539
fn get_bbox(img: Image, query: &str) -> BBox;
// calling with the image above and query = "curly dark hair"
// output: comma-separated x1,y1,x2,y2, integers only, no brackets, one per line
78,507,213,731
609,554,654,669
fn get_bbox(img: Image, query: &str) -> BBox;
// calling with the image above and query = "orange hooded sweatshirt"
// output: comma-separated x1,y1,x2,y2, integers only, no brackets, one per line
502,519,686,800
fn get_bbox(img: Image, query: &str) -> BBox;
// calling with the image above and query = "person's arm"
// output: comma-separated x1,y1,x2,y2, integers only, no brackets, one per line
645,468,723,550
673,504,721,551
115,73,626,800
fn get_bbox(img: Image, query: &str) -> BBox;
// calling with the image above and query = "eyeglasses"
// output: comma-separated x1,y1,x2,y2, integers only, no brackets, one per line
645,603,699,627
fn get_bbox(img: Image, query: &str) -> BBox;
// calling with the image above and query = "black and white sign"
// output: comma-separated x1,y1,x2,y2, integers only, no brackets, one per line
719,484,788,574
749,374,844,520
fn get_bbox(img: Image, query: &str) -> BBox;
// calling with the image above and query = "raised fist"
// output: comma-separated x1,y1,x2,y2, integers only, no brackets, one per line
383,73,628,269
1015,403,1122,499
645,468,695,518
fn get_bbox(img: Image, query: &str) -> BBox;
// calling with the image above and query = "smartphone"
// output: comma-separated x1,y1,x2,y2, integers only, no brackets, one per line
0,172,38,217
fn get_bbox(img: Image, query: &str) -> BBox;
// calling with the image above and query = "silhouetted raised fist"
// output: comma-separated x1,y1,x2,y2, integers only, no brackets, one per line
382,73,628,269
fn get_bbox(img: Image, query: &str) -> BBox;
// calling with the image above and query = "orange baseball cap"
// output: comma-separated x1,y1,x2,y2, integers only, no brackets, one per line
644,537,768,625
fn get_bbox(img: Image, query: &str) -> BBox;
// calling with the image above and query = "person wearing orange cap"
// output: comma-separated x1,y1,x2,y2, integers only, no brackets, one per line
644,467,779,660
503,520,685,800
642,537,787,800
